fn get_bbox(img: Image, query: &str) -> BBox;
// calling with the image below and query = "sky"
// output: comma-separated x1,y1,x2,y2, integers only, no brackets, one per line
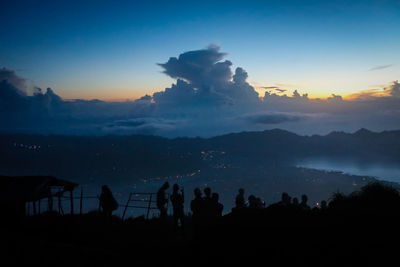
1,0,400,137
1,0,399,100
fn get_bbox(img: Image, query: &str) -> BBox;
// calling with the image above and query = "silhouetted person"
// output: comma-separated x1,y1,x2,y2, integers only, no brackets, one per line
203,187,212,200
235,188,246,209
191,188,203,219
320,200,328,210
287,194,292,204
170,184,184,229
212,193,223,217
256,197,265,208
300,194,310,210
248,195,258,209
203,187,213,217
191,188,204,237
99,185,118,220
280,192,291,206
293,197,299,206
157,182,169,219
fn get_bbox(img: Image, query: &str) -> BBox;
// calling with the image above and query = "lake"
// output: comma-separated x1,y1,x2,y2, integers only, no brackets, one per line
297,157,400,184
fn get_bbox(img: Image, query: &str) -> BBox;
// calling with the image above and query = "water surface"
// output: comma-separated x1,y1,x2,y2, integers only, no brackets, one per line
297,157,400,184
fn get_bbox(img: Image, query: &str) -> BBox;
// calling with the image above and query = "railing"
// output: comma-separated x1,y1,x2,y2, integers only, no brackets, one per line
26,189,170,220
26,187,99,216
122,192,169,220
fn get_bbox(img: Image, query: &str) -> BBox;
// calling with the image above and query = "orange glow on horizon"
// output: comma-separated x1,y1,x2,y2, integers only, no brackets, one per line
59,82,395,102
60,90,149,102
61,90,387,102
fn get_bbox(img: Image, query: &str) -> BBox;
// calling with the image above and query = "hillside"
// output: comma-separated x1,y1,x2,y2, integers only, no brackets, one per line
1,129,399,182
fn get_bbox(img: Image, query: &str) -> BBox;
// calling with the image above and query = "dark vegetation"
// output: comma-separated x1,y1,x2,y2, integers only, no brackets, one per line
3,182,400,266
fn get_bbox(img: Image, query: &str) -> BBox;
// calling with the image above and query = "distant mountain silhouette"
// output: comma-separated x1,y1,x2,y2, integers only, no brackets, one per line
1,128,399,184
207,128,400,160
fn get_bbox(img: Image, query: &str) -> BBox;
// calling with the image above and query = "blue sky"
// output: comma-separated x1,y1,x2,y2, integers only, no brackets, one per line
1,0,399,100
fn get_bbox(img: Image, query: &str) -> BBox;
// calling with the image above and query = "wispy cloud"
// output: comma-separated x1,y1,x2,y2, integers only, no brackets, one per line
261,86,287,93
261,86,279,89
369,64,394,71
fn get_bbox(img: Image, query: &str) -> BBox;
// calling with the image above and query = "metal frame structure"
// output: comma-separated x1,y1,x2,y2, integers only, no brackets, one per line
122,192,169,220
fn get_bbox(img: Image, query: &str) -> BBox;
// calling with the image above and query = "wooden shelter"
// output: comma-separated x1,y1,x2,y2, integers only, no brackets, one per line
0,175,78,217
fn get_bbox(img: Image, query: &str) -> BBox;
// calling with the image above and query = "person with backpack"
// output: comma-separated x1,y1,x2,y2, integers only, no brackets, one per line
157,182,170,219
170,183,184,229
99,185,118,220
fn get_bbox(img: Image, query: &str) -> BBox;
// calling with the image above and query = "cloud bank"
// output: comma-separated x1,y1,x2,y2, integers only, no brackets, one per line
1,47,400,137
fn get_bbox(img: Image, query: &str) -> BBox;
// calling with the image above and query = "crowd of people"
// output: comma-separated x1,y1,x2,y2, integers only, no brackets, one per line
154,182,329,229
156,182,224,229
234,188,328,211
99,182,328,228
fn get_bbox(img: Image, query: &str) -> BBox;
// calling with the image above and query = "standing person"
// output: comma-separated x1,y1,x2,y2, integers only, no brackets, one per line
320,200,328,210
191,188,203,238
157,182,170,219
248,195,258,209
235,188,246,209
256,197,265,209
280,192,291,206
170,184,184,229
190,188,203,219
203,187,213,218
203,187,212,201
211,193,223,217
300,194,310,210
99,185,118,220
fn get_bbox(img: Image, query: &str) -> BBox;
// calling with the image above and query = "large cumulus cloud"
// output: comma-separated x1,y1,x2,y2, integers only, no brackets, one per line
1,47,400,137
154,46,260,108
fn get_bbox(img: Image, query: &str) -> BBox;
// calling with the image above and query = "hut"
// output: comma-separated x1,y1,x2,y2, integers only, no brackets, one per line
0,175,78,217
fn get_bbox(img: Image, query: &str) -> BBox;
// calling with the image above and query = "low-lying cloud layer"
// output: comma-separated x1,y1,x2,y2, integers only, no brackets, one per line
1,46,400,137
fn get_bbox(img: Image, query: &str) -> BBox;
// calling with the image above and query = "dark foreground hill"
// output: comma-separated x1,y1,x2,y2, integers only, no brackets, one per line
3,183,400,266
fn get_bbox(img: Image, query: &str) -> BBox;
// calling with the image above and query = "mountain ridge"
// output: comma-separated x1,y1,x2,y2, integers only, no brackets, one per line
1,128,399,184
